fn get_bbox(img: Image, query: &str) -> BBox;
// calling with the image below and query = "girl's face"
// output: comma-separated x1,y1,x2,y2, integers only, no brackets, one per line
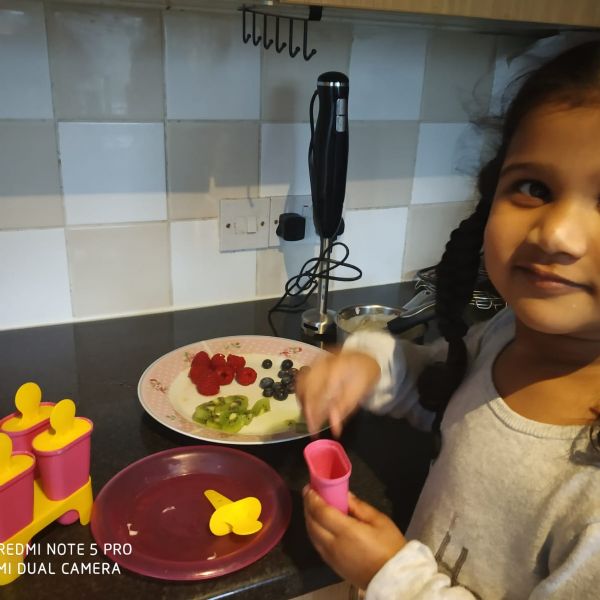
484,104,600,338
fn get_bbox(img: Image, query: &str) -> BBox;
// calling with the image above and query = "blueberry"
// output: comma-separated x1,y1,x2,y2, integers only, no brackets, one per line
281,359,293,370
278,370,288,378
286,381,296,393
280,374,293,386
259,377,274,389
274,388,288,401
262,359,273,369
262,386,274,397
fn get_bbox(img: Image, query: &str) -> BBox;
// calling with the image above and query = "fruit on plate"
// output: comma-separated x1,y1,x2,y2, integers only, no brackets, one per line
189,352,257,396
235,366,257,386
192,395,271,433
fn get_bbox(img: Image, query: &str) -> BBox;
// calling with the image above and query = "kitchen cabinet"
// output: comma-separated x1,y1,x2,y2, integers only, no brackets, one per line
278,0,600,28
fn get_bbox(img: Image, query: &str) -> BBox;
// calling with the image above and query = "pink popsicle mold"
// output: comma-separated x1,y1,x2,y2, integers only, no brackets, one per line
0,451,35,542
304,439,352,513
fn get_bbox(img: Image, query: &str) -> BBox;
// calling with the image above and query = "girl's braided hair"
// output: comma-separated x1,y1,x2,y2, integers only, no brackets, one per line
417,39,600,458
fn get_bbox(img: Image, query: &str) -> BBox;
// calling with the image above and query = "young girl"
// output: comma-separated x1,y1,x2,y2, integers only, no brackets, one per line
298,40,600,598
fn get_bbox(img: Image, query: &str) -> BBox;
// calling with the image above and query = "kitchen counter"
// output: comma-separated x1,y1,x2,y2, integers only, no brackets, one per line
0,282,438,600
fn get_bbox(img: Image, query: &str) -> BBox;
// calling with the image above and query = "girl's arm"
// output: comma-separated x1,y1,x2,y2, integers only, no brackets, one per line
342,331,446,431
342,309,503,431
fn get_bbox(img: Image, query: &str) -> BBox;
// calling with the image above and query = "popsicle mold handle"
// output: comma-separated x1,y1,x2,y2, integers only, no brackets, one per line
304,439,352,513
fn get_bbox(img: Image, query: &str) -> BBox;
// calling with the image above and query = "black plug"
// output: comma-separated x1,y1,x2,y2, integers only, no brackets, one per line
276,213,306,241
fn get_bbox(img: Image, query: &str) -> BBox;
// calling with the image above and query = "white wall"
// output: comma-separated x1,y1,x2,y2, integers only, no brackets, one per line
0,0,536,329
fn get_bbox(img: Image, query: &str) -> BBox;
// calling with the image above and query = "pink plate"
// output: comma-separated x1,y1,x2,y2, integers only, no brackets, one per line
137,335,328,444
91,445,292,580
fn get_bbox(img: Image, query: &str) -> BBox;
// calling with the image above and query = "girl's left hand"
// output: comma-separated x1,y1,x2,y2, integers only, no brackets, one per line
303,486,407,590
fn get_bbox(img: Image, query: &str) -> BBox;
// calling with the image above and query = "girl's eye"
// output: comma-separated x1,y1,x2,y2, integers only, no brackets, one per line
515,179,551,202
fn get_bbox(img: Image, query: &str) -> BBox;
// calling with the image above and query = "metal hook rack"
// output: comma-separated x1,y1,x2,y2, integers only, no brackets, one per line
240,5,322,60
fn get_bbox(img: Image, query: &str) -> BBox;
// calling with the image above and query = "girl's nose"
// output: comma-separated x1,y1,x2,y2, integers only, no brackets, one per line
527,199,588,259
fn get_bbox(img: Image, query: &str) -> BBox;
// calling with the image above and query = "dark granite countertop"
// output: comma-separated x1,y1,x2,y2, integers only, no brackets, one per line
0,283,437,600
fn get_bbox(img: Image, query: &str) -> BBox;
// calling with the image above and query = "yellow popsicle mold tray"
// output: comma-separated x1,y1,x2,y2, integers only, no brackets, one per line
0,478,93,585
0,383,93,585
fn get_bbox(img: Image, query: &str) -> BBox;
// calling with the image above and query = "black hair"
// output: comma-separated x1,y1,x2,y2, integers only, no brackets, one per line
417,39,600,458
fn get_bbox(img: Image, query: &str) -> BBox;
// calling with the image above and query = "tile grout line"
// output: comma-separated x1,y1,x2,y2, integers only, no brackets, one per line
160,6,174,309
42,1,76,320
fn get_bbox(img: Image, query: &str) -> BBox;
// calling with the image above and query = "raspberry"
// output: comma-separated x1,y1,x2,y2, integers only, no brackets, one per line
226,354,246,371
191,351,210,369
210,353,227,369
188,363,210,385
235,367,257,386
195,372,220,396
215,365,235,385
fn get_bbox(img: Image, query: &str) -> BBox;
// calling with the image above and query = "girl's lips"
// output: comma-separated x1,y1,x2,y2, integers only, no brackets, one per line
516,265,590,293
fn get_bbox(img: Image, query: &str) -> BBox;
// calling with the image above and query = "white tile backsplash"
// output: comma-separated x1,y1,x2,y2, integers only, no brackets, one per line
67,223,170,318
403,201,475,277
171,219,256,307
0,0,53,118
260,123,311,198
167,121,260,220
349,25,428,120
346,121,418,209
0,120,63,229
0,2,539,329
164,11,260,119
331,207,408,290
59,122,167,225
411,122,482,205
46,4,164,120
0,228,72,329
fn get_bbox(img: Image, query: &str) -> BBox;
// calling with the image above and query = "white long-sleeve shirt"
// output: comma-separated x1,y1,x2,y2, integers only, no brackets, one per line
344,308,600,599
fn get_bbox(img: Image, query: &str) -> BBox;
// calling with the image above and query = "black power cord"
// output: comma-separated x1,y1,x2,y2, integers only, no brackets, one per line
268,240,362,315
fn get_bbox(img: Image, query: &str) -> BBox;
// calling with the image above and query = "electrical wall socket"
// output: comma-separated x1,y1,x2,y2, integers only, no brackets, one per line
219,197,270,252
268,195,320,247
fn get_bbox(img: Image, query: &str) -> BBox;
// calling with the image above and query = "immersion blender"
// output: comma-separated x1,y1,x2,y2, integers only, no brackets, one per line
302,71,349,335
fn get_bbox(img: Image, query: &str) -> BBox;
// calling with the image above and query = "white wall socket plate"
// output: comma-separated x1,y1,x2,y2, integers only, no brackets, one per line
219,197,270,252
268,195,320,247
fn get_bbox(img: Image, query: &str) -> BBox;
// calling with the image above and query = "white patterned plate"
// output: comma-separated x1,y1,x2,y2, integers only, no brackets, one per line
137,335,328,444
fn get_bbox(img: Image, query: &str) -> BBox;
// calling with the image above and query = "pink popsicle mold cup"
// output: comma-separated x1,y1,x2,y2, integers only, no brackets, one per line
0,451,35,542
0,403,55,476
32,418,93,502
304,439,352,513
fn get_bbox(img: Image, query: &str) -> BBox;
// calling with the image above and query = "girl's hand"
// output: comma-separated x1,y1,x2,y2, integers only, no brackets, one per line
303,486,406,590
296,350,381,436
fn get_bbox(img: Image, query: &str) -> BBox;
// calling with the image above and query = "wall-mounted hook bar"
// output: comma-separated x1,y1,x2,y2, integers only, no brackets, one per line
242,6,251,43
263,14,273,49
302,20,316,61
275,16,286,53
288,18,300,58
252,11,261,46
239,5,320,61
